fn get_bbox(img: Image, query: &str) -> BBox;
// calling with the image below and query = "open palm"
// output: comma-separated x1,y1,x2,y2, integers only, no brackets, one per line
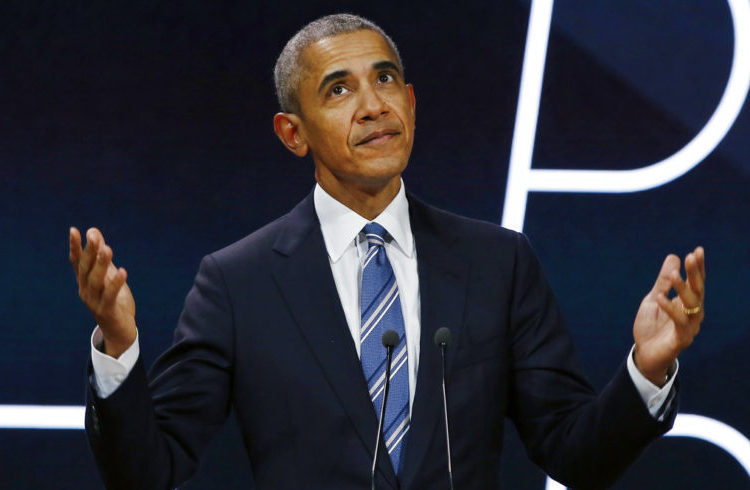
632,248,705,385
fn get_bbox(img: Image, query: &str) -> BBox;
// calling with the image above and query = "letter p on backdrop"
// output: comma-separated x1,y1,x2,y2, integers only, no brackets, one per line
502,0,750,233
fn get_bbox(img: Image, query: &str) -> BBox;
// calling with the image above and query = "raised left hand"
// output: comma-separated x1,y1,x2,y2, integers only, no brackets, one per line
632,247,705,386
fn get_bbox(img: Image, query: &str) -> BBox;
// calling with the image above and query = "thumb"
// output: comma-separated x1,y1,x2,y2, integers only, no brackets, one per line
651,254,680,296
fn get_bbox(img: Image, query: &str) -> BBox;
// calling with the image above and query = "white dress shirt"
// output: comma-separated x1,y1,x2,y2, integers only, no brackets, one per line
91,181,676,420
314,180,420,413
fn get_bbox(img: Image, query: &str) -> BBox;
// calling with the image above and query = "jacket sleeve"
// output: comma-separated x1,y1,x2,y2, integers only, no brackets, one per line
506,233,677,489
85,253,235,490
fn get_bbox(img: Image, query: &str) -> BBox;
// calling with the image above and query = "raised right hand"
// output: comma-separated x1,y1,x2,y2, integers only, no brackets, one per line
70,227,136,358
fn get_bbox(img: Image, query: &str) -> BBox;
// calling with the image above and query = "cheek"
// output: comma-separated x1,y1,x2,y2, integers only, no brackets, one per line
310,129,350,162
387,97,415,130
323,126,348,149
316,114,351,145
307,121,342,151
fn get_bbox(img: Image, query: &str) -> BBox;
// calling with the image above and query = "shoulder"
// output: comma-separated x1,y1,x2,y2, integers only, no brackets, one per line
205,191,317,270
210,217,283,264
407,192,526,253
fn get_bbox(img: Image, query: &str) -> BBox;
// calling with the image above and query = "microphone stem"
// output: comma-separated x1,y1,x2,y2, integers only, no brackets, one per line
440,343,454,490
372,345,394,490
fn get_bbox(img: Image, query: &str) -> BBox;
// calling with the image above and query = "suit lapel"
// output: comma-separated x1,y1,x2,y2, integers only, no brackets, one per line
271,193,398,488
400,195,469,488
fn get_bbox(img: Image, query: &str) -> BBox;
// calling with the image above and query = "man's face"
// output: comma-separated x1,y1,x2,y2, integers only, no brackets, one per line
294,29,416,191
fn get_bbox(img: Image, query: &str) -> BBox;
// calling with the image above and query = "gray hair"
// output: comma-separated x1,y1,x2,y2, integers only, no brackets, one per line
273,14,404,114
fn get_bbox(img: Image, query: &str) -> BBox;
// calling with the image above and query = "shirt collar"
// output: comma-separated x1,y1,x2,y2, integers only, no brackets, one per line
314,179,414,263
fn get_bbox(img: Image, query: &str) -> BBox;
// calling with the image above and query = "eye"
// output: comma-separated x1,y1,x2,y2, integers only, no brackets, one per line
378,73,394,83
331,85,349,96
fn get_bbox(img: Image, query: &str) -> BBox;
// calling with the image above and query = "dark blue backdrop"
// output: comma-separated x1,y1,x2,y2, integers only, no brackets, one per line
2,1,749,488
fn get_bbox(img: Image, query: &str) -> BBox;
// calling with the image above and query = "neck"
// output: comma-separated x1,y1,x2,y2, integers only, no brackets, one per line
315,171,401,221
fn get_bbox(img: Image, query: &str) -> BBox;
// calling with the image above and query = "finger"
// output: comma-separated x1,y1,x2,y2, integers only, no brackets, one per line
655,292,687,327
651,254,681,296
69,227,83,270
695,246,706,281
87,244,113,292
656,293,703,341
671,295,702,334
671,267,700,310
684,251,704,301
101,267,128,306
78,228,104,284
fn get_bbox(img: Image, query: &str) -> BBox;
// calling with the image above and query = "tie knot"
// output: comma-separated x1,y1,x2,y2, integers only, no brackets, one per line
362,222,388,247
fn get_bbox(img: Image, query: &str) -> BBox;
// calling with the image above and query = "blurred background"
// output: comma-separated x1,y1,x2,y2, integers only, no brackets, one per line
1,0,748,488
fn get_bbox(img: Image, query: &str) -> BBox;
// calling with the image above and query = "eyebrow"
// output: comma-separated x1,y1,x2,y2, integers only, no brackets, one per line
318,70,350,94
373,60,401,75
317,60,403,94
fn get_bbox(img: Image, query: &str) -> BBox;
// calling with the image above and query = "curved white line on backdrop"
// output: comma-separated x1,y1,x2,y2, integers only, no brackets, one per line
545,413,750,489
530,0,750,192
502,0,750,231
666,413,750,477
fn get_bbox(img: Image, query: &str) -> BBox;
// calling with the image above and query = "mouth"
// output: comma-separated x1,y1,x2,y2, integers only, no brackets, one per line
355,129,401,146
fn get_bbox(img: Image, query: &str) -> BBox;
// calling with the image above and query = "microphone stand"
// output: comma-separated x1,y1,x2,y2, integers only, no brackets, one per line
372,331,397,490
435,327,454,490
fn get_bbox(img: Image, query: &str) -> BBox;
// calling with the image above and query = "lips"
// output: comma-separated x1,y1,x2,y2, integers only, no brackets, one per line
355,128,401,146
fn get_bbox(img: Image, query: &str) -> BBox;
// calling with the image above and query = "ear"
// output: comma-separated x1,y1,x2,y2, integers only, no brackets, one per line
273,112,308,157
406,83,416,121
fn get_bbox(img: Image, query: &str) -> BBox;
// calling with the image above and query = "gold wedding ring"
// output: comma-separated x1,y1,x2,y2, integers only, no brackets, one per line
682,304,702,315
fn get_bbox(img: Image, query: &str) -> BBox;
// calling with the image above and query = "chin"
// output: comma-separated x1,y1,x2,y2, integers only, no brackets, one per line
351,167,404,192
361,155,408,177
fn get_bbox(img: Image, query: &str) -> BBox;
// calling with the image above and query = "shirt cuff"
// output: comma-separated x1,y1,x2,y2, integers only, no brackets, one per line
90,326,140,399
626,345,678,420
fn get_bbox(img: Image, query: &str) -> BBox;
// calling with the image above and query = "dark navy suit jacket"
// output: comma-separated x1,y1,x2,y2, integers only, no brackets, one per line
85,191,676,489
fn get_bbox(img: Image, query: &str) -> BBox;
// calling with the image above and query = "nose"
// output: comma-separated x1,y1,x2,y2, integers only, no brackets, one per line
356,84,388,122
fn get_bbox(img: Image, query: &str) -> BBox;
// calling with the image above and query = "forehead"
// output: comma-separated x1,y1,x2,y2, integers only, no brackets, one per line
300,30,398,83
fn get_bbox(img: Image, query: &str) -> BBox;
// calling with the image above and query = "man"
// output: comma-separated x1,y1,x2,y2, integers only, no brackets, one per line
70,14,705,489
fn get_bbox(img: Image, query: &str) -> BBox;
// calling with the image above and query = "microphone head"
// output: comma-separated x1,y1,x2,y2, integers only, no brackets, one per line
381,329,400,348
433,327,451,346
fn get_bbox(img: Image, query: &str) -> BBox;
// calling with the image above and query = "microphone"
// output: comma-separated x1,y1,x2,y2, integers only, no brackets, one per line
372,329,399,490
434,327,454,490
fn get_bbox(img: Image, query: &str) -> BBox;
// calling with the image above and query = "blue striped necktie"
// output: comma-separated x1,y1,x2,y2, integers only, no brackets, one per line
359,222,410,474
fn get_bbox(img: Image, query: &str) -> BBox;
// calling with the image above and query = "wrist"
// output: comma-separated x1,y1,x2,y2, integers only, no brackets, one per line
100,324,137,359
633,348,670,387
103,338,135,359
